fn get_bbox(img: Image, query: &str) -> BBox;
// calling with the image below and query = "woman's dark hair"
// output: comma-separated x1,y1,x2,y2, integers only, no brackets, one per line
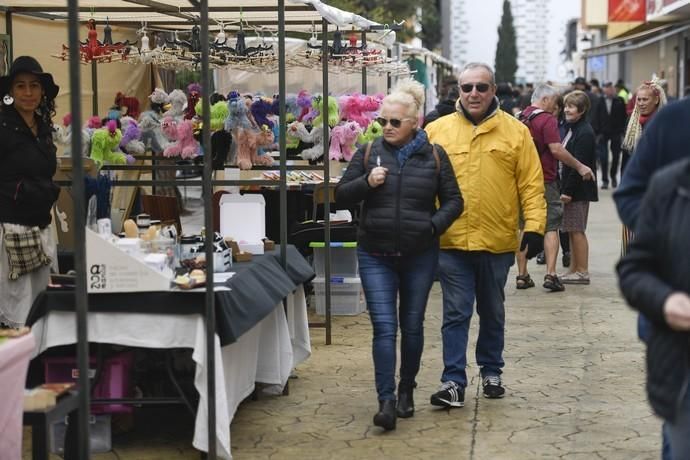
37,94,56,128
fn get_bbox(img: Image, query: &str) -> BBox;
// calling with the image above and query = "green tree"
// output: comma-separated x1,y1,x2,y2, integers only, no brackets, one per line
325,0,439,47
494,0,517,84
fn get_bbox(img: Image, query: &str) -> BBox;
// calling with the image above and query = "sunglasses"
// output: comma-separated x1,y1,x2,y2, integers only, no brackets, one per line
376,117,410,128
460,83,491,93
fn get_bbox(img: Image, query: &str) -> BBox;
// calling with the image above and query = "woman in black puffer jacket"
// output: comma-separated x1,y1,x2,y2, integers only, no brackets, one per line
617,157,690,460
336,79,463,431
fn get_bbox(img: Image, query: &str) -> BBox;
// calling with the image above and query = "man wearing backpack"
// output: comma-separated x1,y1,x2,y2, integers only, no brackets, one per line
515,84,595,292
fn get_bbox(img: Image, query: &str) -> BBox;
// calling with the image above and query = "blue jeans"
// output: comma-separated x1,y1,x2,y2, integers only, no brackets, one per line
639,315,673,460
438,250,514,387
665,380,690,460
358,245,439,401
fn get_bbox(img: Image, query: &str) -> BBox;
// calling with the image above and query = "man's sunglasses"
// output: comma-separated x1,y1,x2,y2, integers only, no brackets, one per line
376,117,410,128
460,83,491,93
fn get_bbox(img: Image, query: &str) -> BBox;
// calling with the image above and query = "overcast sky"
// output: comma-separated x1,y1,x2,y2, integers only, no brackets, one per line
461,0,582,82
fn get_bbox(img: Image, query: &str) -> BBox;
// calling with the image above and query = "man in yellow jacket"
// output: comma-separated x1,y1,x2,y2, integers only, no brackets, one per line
425,62,546,407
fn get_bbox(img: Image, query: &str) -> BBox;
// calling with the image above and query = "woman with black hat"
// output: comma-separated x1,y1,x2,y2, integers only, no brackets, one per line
0,56,61,327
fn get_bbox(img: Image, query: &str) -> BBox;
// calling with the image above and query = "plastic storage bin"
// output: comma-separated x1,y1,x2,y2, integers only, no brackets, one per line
313,276,365,315
309,242,358,277
51,414,111,454
43,351,134,414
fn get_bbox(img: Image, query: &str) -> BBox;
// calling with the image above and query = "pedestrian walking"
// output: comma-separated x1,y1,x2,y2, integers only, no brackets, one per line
335,79,463,431
591,81,627,189
617,157,690,460
424,62,545,407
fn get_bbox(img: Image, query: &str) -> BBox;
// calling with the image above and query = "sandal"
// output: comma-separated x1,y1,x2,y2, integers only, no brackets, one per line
543,274,565,292
516,274,535,289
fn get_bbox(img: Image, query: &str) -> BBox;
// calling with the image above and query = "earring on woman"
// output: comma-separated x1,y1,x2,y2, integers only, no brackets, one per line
3,94,14,105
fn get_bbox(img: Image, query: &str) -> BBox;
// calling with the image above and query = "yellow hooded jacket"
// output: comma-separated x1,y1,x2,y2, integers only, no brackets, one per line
425,102,546,253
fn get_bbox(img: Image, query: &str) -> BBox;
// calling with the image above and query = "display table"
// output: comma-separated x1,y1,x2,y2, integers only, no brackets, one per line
25,246,314,460
0,332,36,460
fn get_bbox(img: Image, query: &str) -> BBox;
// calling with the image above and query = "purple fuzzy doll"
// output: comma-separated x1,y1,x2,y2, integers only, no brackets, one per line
250,98,275,129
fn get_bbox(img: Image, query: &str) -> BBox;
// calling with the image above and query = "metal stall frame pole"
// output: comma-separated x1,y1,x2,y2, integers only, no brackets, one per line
91,60,98,116
361,31,367,94
322,19,332,345
199,1,218,458
387,47,392,92
423,54,429,115
5,10,12,64
279,0,287,267
67,1,91,458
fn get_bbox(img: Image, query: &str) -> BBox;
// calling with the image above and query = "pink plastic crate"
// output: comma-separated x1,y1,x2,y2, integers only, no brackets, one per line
43,351,134,414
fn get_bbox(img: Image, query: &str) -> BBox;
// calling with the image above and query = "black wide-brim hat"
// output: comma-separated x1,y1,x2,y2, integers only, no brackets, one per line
0,55,59,100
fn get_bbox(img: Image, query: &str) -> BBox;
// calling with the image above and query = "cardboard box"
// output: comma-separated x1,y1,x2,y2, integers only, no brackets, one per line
86,228,172,293
219,194,265,254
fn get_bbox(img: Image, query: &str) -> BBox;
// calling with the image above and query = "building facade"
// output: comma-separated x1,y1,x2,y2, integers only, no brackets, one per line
512,0,550,83
441,0,470,68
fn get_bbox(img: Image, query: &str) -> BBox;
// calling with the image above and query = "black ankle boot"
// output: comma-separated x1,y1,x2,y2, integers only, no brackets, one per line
397,383,416,418
373,400,397,430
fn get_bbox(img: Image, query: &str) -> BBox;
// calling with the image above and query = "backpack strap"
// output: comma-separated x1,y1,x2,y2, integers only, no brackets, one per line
431,144,440,175
363,141,374,172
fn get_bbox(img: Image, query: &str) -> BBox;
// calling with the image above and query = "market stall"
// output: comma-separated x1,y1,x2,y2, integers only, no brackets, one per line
0,1,405,458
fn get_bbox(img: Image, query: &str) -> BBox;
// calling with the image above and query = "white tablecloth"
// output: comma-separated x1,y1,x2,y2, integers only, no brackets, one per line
0,332,36,460
29,286,310,460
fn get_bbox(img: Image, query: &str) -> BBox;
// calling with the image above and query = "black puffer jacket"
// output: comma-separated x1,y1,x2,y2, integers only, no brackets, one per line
617,157,690,422
336,136,463,256
0,107,60,228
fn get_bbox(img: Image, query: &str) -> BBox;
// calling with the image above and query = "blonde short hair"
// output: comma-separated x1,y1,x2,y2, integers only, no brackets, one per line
382,79,425,119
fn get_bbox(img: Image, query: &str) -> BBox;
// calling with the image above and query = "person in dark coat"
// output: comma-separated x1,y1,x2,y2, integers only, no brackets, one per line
558,90,598,285
591,82,627,189
423,85,459,128
0,56,61,327
617,157,690,460
336,79,463,432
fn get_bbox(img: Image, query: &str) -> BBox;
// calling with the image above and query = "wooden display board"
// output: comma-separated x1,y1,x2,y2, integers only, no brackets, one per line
52,157,97,252
110,158,144,234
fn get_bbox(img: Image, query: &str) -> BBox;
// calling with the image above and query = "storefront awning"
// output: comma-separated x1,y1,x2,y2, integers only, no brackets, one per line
582,21,690,58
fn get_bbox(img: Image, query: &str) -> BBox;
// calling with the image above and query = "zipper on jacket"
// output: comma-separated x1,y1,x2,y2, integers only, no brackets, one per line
395,160,403,253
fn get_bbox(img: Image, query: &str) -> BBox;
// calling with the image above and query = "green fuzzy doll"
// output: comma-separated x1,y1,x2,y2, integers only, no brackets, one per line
357,119,383,145
312,95,340,128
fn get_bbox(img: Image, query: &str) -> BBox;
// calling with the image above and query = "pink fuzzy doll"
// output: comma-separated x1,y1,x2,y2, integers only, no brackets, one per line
250,126,275,166
296,89,312,122
329,121,362,161
340,94,381,129
161,116,178,141
163,120,200,159
87,116,102,130
234,125,275,170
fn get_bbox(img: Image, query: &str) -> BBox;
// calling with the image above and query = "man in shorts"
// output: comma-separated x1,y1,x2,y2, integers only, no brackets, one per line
516,84,594,292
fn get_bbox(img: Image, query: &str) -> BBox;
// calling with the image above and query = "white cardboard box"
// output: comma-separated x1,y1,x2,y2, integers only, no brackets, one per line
219,193,266,254
85,228,172,293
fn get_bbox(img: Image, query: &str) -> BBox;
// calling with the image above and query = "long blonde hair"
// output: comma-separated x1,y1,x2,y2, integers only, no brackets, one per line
622,78,667,151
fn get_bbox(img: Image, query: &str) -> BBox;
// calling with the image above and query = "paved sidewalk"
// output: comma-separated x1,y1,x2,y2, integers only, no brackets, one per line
231,189,660,460
23,190,660,459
